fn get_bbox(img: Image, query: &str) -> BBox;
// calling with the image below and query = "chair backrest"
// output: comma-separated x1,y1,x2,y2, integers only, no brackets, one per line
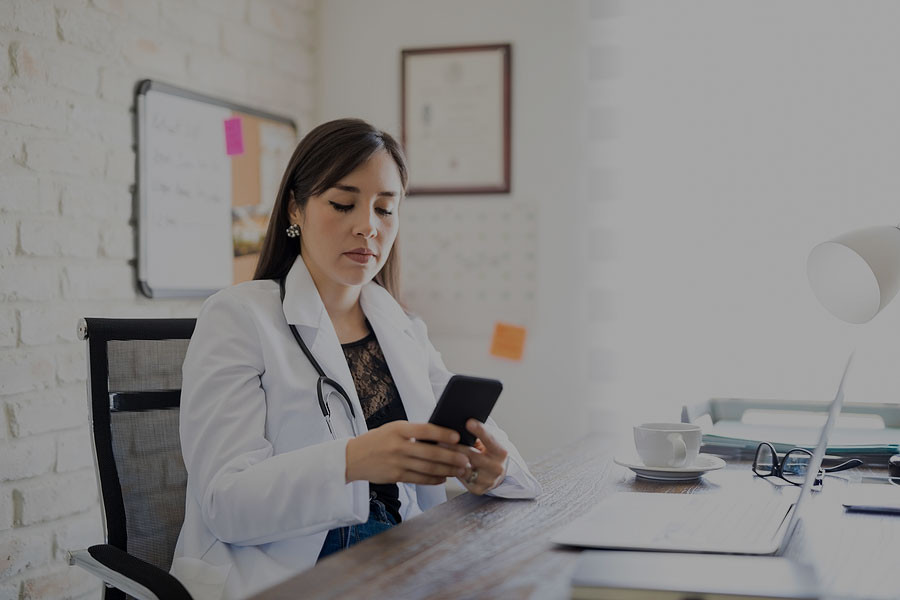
80,318,196,583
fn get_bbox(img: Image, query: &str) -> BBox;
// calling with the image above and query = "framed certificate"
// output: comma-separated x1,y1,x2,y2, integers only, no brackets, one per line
401,43,511,194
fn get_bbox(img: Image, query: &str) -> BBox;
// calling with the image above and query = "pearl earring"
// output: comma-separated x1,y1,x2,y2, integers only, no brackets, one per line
286,223,301,238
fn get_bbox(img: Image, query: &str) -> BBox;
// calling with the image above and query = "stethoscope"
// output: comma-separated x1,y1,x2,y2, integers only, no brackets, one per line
279,278,360,440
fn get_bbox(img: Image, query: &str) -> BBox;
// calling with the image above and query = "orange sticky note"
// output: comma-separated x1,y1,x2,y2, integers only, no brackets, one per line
490,322,527,361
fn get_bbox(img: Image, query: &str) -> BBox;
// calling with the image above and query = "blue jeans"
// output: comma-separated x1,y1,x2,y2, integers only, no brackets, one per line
317,495,398,561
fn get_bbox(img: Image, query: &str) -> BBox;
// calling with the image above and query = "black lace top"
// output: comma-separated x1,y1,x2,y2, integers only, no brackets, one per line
341,322,408,524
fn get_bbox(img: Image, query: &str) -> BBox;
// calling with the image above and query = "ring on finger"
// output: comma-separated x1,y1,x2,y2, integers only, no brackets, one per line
466,469,479,485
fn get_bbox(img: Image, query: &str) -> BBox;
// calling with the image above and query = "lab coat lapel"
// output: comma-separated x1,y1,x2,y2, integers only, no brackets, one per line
360,285,434,425
281,256,437,430
281,257,366,435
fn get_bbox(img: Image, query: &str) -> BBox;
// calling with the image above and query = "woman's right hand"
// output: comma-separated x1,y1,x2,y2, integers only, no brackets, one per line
345,421,471,485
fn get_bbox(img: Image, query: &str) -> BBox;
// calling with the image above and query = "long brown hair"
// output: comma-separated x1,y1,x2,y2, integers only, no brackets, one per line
253,119,408,303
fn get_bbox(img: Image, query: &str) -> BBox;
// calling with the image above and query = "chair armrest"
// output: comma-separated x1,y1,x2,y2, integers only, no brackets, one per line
68,545,193,600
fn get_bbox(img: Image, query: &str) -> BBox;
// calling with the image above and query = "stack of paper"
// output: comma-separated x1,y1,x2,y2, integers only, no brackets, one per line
702,420,899,463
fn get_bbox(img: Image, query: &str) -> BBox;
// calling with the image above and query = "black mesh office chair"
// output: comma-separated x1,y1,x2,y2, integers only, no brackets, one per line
69,318,196,600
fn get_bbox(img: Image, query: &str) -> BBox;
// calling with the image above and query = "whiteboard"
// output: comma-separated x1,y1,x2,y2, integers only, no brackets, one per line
135,80,297,297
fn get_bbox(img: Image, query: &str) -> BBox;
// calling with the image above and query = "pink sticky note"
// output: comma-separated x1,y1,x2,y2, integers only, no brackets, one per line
224,117,244,156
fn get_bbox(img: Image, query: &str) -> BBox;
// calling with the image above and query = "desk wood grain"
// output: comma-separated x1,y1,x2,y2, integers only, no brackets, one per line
252,434,900,600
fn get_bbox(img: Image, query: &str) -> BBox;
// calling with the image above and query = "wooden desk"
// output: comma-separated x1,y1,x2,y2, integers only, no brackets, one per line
252,434,900,600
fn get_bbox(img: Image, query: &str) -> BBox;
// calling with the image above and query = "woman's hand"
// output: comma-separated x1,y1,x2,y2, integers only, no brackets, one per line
455,419,509,495
345,421,471,485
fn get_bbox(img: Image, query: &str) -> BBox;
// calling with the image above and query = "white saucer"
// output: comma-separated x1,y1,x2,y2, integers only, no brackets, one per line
613,453,726,482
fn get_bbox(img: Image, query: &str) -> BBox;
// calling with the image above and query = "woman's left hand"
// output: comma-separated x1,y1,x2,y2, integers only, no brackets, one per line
455,419,509,495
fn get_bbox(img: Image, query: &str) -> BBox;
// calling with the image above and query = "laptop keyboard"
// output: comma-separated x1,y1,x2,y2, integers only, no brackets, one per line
657,494,794,547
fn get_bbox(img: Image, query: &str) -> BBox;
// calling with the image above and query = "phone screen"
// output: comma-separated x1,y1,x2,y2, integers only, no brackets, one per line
427,375,502,446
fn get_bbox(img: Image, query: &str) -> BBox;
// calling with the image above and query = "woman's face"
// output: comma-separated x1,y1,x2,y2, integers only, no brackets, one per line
291,149,402,292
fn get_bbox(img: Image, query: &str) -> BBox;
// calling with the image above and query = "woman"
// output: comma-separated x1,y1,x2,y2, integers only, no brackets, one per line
172,119,542,600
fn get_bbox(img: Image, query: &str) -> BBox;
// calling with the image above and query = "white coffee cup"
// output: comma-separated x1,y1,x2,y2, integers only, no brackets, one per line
633,423,702,468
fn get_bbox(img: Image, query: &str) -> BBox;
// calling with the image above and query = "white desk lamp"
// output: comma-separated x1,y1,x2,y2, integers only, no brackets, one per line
808,225,900,479
807,225,900,323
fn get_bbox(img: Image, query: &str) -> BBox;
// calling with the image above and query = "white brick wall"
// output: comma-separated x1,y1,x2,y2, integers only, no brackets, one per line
0,350,56,395
7,387,87,438
15,471,98,527
1,436,56,482
0,486,16,531
0,308,17,347
0,1,317,598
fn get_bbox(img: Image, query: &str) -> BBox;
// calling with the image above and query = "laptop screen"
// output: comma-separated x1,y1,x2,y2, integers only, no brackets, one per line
776,353,852,552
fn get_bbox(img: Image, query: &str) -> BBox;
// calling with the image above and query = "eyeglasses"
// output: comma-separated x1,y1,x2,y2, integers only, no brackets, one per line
752,442,863,487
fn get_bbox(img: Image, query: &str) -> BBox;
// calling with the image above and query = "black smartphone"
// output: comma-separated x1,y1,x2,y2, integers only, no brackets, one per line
426,375,503,446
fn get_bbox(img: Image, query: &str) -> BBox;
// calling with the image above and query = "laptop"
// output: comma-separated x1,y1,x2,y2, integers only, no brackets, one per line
551,355,852,555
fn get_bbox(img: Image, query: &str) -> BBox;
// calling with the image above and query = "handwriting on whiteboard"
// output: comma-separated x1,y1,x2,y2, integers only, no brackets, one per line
143,91,232,290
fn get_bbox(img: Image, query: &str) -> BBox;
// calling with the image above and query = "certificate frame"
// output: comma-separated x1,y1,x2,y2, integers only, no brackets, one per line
401,43,511,195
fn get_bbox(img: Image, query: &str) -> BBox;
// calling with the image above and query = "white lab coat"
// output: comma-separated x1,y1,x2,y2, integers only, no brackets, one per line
171,256,542,600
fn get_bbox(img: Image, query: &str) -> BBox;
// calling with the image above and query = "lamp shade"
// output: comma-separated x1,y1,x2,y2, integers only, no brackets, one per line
807,225,900,324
